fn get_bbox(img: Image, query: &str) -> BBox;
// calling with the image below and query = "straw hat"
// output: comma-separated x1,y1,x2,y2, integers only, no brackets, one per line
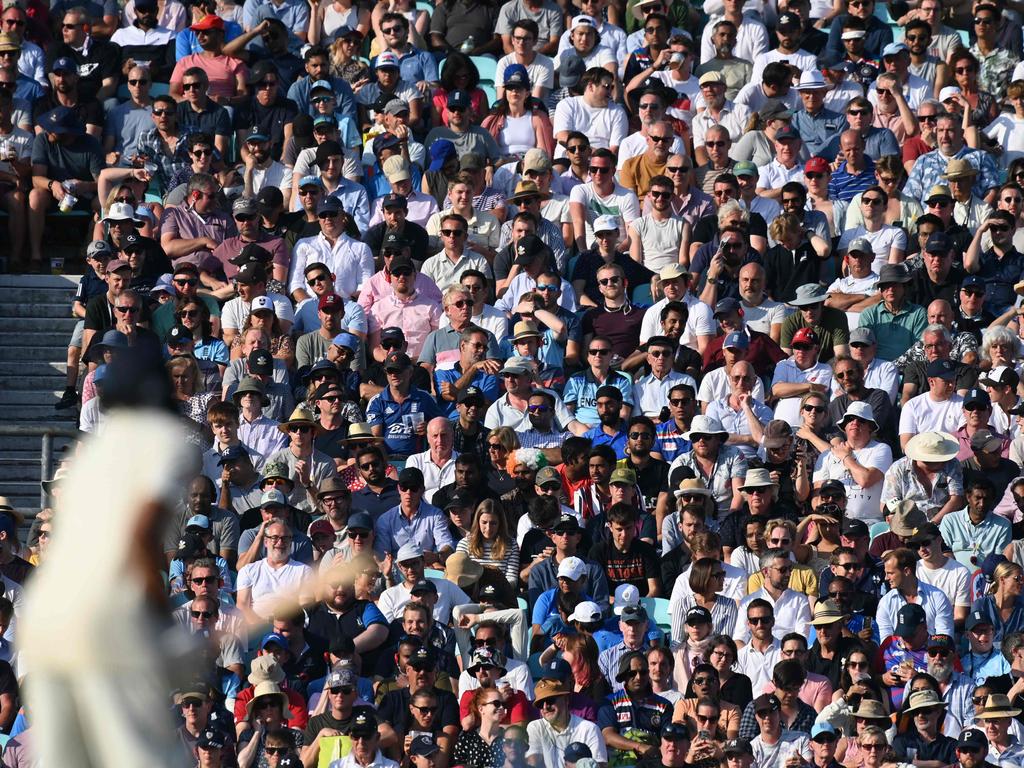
740,468,778,493
851,699,890,722
245,681,288,718
278,404,321,435
810,599,846,626
344,422,381,443
975,694,1022,719
674,477,712,498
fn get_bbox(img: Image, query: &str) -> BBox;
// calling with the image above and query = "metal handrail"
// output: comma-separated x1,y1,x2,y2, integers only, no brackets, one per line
0,425,79,511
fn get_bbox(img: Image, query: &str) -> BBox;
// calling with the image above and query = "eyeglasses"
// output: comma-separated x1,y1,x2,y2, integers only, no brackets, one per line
265,535,293,543
651,191,672,199
482,700,507,709
382,24,404,33
191,148,212,157
974,16,995,24
648,135,672,144
190,609,215,619
182,82,203,91
128,78,149,86
115,305,139,314
566,144,588,153
473,636,500,647
802,405,826,414
749,616,774,625
805,171,824,180
598,277,621,285
835,561,861,571
2,19,24,26
666,165,689,173
639,102,660,110
449,299,472,309
927,648,951,657
511,34,534,42
181,700,205,709
670,398,692,406
347,529,370,540
705,140,727,147
589,165,611,174
190,575,218,584
61,22,83,28
629,431,653,440
329,686,355,695
862,197,883,206
411,704,437,714
848,109,868,116
768,537,791,546
173,278,199,287
588,348,611,355
265,746,289,755
289,425,313,434
623,668,649,678
487,443,506,450
440,228,466,237
527,404,551,413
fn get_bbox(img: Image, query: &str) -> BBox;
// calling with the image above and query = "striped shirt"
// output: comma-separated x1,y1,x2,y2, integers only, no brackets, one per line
828,157,877,203
454,537,521,586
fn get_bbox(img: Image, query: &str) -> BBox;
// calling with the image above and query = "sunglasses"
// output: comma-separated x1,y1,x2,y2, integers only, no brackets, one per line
588,348,611,355
566,144,588,153
329,686,355,695
128,78,149,86
802,404,826,414
182,82,203,91
191,148,212,157
749,616,774,625
588,165,611,174
440,228,466,237
190,575,218,584
598,277,621,285
190,610,215,619
289,425,313,434
115,305,139,313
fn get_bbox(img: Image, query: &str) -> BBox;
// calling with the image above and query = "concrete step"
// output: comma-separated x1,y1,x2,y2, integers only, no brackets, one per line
4,331,75,347
0,406,78,423
0,274,82,289
0,302,74,319
0,390,69,406
0,361,65,377
0,316,77,331
2,346,76,361
0,375,68,392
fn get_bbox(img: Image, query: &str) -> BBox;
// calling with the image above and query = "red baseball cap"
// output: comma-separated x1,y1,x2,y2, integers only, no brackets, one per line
318,293,344,313
190,14,224,31
805,157,829,174
792,327,820,347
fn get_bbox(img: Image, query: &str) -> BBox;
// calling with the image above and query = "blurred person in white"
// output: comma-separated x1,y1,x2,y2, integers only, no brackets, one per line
813,401,892,523
907,521,971,627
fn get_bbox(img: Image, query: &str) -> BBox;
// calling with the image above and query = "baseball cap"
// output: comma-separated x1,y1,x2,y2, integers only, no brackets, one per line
926,359,956,379
791,327,820,347
685,605,712,625
895,602,927,640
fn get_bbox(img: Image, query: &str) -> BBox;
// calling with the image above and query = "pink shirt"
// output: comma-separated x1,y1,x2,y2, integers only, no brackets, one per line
357,270,442,315
366,291,442,359
763,672,834,712
210,235,289,279
171,53,248,101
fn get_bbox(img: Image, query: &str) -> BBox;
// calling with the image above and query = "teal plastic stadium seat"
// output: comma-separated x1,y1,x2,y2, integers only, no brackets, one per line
424,568,445,579
632,283,653,305
416,0,433,15
640,596,671,634
480,83,496,106
471,55,498,83
868,521,890,544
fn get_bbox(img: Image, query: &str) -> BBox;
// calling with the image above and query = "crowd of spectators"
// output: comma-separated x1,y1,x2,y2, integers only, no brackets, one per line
16,0,1024,764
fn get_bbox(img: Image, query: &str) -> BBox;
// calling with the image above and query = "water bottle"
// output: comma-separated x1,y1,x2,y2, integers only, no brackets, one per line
460,36,474,53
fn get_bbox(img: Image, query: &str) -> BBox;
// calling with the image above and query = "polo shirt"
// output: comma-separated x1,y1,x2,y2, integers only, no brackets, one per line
582,423,629,459
364,387,443,458
858,301,928,361
433,364,500,417
526,715,607,768
938,509,1013,568
351,480,399,520
419,249,492,293
175,99,231,138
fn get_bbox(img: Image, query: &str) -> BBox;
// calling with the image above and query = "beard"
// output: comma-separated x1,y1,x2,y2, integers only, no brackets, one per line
927,659,952,684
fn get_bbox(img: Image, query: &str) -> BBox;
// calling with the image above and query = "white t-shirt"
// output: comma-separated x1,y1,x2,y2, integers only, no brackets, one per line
898,393,965,437
221,291,295,332
838,225,908,274
813,440,893,522
526,715,608,768
771,360,833,426
698,366,767,405
377,578,470,624
827,271,879,332
552,97,629,156
751,732,813,768
236,559,312,619
917,557,972,608
698,12,770,64
568,182,641,249
984,114,1024,170
863,357,900,404
750,48,818,82
495,53,555,90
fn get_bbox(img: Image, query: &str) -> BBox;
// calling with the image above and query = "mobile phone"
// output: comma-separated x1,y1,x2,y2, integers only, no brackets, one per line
698,729,711,740
863,616,873,633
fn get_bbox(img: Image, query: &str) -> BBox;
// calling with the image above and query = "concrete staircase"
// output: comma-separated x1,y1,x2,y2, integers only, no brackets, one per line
0,274,80,520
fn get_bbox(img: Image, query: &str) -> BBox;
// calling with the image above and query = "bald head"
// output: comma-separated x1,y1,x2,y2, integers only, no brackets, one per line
730,361,754,391
926,300,953,327
427,417,454,456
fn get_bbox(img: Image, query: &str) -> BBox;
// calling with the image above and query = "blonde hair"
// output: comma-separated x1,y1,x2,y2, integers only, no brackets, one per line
989,561,1023,594
769,212,802,243
466,499,511,562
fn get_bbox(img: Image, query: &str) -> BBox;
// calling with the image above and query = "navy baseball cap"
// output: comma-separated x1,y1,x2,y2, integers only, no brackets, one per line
926,359,956,379
961,275,986,292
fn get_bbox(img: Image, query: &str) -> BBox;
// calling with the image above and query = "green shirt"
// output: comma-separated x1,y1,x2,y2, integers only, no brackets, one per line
780,307,850,362
858,300,928,362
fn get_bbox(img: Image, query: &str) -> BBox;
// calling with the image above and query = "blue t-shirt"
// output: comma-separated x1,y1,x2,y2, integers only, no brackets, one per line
583,424,629,460
563,370,634,426
433,367,501,417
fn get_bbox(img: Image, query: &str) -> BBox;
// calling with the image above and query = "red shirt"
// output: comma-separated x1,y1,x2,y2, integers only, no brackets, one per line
702,328,787,378
458,689,534,724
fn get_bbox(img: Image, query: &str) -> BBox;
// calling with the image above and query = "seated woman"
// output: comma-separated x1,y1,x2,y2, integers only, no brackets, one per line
481,65,554,160
236,683,305,768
